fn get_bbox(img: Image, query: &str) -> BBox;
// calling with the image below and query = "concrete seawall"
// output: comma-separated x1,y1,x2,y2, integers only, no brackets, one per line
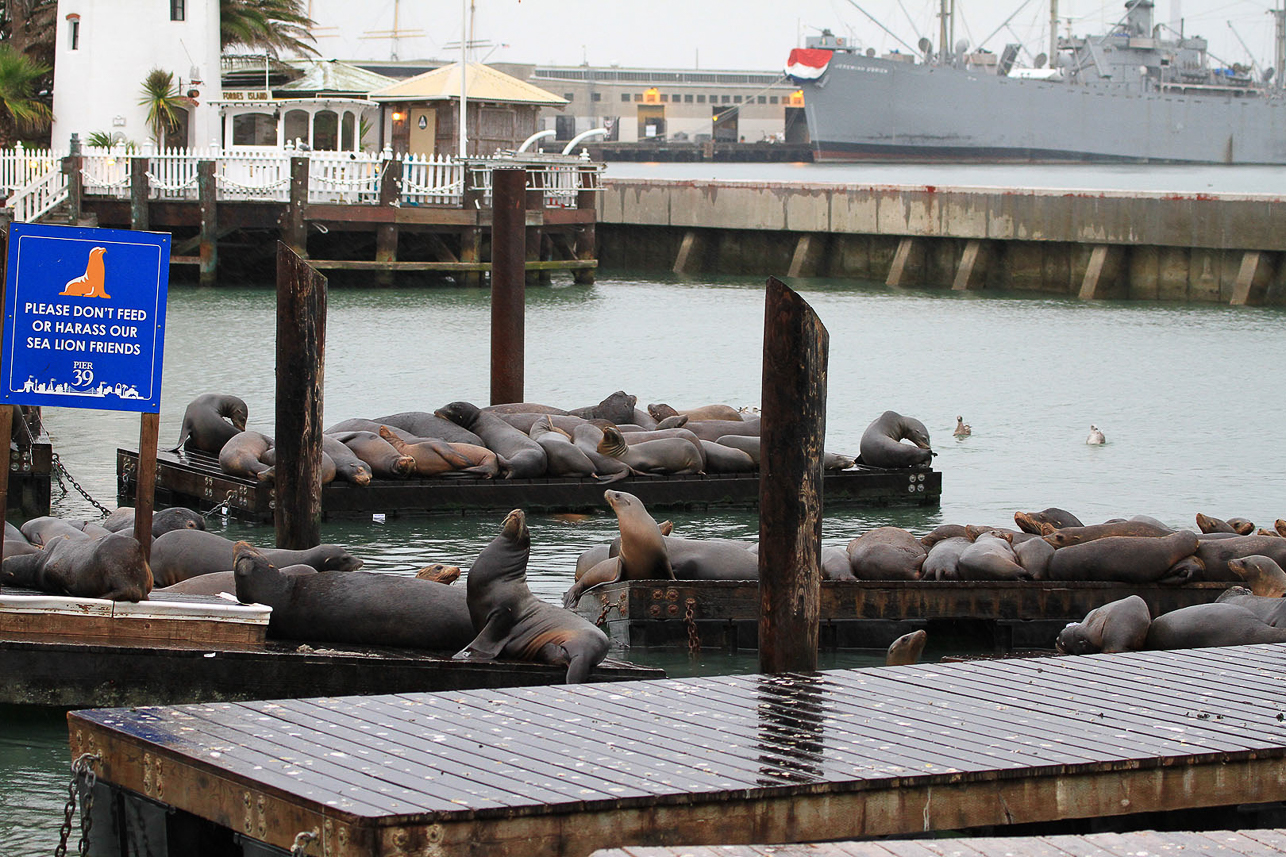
597,178,1286,304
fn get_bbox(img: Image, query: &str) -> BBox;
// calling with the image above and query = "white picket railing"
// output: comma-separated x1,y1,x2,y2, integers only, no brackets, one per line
2,145,603,221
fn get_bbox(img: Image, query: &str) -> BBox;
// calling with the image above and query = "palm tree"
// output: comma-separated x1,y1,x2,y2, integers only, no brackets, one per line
138,68,187,147
221,0,319,57
0,43,51,147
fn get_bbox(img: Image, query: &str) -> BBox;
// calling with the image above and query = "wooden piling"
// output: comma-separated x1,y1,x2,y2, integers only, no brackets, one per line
1078,244,1114,300
573,165,597,285
375,158,401,286
952,239,987,290
129,157,149,232
490,168,526,406
63,152,83,226
886,237,916,286
526,169,548,285
673,230,703,275
132,412,159,562
274,242,327,549
197,160,217,287
284,156,310,256
459,166,484,287
1231,250,1271,306
758,276,828,674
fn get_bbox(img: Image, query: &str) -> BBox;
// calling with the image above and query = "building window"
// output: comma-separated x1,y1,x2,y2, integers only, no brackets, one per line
564,92,574,102
68,18,80,50
757,95,766,104
769,96,778,104
722,95,731,103
660,94,668,102
697,94,705,103
170,0,185,21
621,93,630,102
633,93,642,102
231,112,278,146
684,94,693,103
592,92,601,102
734,95,742,103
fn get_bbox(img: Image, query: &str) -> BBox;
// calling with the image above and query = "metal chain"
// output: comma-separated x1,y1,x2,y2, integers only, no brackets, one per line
54,753,99,857
201,490,236,521
684,598,701,656
50,451,113,517
290,828,319,857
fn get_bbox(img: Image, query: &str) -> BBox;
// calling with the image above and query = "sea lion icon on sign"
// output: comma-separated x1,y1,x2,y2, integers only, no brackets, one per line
60,246,110,299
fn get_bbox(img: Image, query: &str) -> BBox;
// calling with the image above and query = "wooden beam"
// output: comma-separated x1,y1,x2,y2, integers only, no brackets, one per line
886,237,916,286
1231,249,1272,306
673,230,703,274
197,161,217,287
132,412,159,564
952,238,987,291
491,169,527,406
284,156,309,256
787,233,825,278
574,165,598,284
129,158,149,232
1078,244,1115,300
375,158,402,286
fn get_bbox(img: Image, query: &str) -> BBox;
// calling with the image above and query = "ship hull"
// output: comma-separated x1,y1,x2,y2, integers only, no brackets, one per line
804,55,1286,165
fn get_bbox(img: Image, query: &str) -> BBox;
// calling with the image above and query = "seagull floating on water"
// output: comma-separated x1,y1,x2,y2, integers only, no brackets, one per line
953,416,971,438
1086,424,1106,445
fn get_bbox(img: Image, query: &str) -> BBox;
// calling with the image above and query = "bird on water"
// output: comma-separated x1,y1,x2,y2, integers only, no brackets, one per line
953,416,971,438
1086,425,1106,445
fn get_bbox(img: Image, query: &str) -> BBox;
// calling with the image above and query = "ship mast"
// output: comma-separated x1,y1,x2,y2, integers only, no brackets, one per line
1274,0,1286,90
938,0,955,62
1050,0,1059,68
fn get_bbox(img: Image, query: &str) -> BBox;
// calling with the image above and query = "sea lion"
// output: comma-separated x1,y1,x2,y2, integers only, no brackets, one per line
846,527,925,581
20,516,94,547
680,417,761,443
368,412,485,446
1191,535,1286,582
1013,535,1055,579
1046,530,1200,583
821,545,856,581
1277,519,1286,538
956,533,1030,581
416,563,461,584
1196,512,1255,535
655,415,689,430
482,402,570,416
1,532,152,601
157,563,318,597
1145,601,1286,650
218,430,273,480
648,402,743,423
1043,519,1174,548
567,391,638,424
101,506,206,538
1014,508,1084,534
377,425,505,478
173,393,248,454
495,412,590,436
528,418,597,478
149,529,363,587
563,490,674,606
922,536,970,580
886,629,927,666
1056,595,1152,655
317,435,372,485
435,401,547,479
597,425,703,475
569,423,633,482
457,509,609,684
1215,587,1286,625
233,542,473,650
620,427,708,469
3,521,39,558
858,411,933,469
328,431,416,478
1227,555,1286,597
919,523,971,549
713,434,760,466
700,440,757,473
258,447,337,486
664,535,759,580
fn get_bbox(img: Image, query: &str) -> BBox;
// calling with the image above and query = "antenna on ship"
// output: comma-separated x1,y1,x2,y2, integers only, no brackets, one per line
1273,0,1286,90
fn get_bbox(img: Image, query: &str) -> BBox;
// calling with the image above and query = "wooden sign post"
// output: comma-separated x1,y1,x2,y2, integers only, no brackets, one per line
490,167,527,406
758,276,829,674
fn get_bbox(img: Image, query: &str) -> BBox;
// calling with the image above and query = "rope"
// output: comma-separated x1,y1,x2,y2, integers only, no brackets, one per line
78,169,131,190
310,172,381,190
396,176,464,196
143,171,198,191
215,172,290,191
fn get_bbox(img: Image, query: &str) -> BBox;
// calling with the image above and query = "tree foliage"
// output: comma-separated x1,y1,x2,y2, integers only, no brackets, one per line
221,0,318,57
0,41,50,146
138,67,187,146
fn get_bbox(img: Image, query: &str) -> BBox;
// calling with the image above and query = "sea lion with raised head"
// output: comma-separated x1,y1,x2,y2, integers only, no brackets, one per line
1056,595,1152,655
1014,508,1084,534
101,506,206,538
597,425,703,475
173,393,249,455
1190,535,1286,582
457,510,609,684
233,542,473,650
570,423,633,482
435,401,548,479
1043,519,1174,548
858,411,933,469
1,532,152,601
1196,512,1255,535
416,563,461,584
886,629,927,666
1228,555,1286,597
567,391,638,424
648,402,743,423
563,490,675,606
149,529,363,587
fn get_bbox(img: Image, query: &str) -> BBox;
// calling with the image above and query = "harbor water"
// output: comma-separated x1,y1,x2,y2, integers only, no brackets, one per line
4,262,1286,852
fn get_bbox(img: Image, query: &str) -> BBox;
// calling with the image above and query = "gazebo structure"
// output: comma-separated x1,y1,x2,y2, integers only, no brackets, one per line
370,62,567,157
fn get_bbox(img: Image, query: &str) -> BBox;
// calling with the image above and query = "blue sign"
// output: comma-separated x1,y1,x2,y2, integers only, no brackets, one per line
1,223,170,413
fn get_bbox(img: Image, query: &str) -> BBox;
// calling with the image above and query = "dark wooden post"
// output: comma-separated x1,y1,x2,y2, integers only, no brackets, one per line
573,164,597,285
197,160,217,286
490,168,526,406
524,168,547,285
0,227,10,558
375,157,401,286
64,134,83,225
284,156,310,256
459,165,483,287
758,276,829,674
274,242,327,549
132,412,159,562
129,157,149,231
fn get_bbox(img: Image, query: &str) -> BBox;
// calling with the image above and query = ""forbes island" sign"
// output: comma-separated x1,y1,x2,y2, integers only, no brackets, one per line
2,223,170,413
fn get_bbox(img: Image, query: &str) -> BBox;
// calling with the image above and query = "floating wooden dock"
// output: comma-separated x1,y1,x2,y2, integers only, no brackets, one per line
70,643,1286,856
573,578,1231,651
0,588,661,707
116,447,941,522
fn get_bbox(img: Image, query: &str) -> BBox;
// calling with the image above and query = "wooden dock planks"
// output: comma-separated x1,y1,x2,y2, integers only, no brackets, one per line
70,643,1286,857
117,447,941,521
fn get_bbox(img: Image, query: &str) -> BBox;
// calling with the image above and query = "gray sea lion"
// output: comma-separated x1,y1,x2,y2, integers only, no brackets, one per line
435,401,548,479
620,427,708,468
821,545,856,581
648,402,743,423
922,536,970,581
846,527,925,581
259,447,337,486
567,391,638,424
1043,519,1174,548
1191,535,1286,582
1196,512,1255,535
886,629,927,666
563,490,675,606
233,542,473,650
1046,530,1200,583
482,402,571,416
3,521,39,558
681,417,761,443
1228,555,1286,597
1014,508,1084,534
1145,601,1286,650
1013,535,1055,579
665,535,759,580
528,418,597,478
957,533,1030,581
218,430,273,480
172,393,248,454
1056,595,1152,655
21,516,93,547
1,532,152,601
700,440,757,473
597,425,703,475
1215,587,1286,624
457,509,609,684
858,411,933,469
655,415,689,430
157,563,318,597
416,563,461,584
368,412,485,446
919,524,971,549
319,435,372,485
149,529,363,587
328,431,416,478
570,423,633,482
101,506,206,538
1086,425,1106,445
496,412,590,436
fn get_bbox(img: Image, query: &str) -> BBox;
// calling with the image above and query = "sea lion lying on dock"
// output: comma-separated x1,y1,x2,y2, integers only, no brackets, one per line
149,530,363,587
1,532,152,602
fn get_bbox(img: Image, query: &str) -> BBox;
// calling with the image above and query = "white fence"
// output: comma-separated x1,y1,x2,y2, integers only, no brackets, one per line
1,145,603,221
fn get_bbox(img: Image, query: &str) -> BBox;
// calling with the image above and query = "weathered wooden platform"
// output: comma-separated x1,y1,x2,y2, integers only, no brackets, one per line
117,447,941,521
573,578,1231,651
69,643,1286,857
592,829,1286,857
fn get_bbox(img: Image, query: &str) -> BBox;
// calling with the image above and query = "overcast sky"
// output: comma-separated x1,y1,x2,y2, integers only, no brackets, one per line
306,0,1281,75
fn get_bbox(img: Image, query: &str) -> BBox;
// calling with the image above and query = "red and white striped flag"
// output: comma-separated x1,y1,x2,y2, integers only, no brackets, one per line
785,48,833,81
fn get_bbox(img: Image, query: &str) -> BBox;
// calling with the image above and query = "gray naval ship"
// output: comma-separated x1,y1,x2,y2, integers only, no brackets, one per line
790,0,1286,164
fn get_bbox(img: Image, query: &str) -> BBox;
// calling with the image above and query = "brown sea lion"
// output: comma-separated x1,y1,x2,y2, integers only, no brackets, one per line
1043,519,1174,548
680,417,761,442
1014,535,1055,579
416,563,461,584
1278,519,1286,538
435,401,548,479
218,430,273,480
1056,595,1152,655
597,425,703,475
567,391,638,424
457,509,609,684
149,529,363,587
1196,512,1255,535
172,393,249,455
619,426,707,469
1046,530,1200,583
376,425,494,477
885,629,927,666
846,527,925,581
858,411,933,469
1228,555,1286,597
495,412,590,436
101,506,206,538
1014,508,1083,534
482,402,571,416
1190,535,1286,582
821,545,856,581
20,516,94,547
528,418,597,478
919,523,971,549
570,423,633,482
234,542,473,650
648,402,743,423
1,532,152,601
563,490,674,607
1146,601,1286,650
328,430,415,478
157,563,318,597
